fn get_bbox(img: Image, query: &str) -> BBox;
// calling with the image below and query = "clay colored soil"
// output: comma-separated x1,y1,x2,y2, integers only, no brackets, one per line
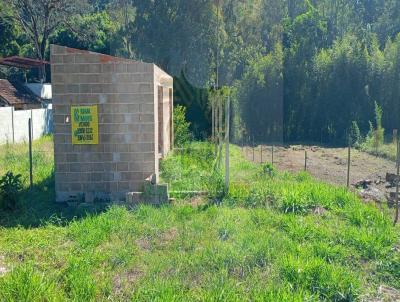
244,145,397,197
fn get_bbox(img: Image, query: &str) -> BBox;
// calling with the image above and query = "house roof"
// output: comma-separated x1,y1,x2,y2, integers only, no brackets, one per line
0,79,42,106
0,56,49,69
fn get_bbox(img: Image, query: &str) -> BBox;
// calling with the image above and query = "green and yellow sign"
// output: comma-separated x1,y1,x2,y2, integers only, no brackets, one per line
71,105,99,144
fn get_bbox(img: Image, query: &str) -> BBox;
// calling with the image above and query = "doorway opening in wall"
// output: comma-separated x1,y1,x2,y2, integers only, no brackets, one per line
158,85,163,156
169,88,173,148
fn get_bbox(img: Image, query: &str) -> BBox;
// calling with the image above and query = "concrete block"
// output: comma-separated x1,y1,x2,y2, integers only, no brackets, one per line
51,44,66,54
117,162,129,171
66,84,79,93
53,84,65,94
126,192,143,205
115,63,127,73
102,64,115,73
79,84,92,93
51,54,63,65
63,55,75,64
92,84,103,93
75,53,101,64
112,152,120,162
64,64,80,73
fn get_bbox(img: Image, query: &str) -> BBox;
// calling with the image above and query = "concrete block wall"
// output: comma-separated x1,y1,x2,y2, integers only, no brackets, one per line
0,107,52,144
50,45,172,202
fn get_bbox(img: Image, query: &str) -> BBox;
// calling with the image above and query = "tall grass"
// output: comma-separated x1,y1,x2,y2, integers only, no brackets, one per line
0,135,54,187
360,140,397,161
0,140,399,300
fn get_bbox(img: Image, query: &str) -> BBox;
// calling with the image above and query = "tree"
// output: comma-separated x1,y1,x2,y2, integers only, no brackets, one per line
0,16,21,58
232,43,283,143
50,11,118,55
4,0,87,81
133,0,220,88
107,0,136,59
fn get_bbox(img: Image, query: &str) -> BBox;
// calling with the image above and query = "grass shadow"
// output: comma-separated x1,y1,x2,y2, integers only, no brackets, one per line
0,172,109,228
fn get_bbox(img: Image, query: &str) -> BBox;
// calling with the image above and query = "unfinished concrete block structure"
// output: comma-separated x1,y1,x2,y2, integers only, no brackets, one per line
50,45,173,202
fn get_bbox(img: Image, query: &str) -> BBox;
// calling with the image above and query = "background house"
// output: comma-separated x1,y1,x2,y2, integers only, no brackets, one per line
0,56,52,109
0,79,44,110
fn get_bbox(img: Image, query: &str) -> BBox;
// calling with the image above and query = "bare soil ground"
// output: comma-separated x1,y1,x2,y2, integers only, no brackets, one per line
243,145,397,201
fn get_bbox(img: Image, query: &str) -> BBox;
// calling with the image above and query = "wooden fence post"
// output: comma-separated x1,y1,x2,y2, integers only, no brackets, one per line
394,140,399,225
272,145,274,165
28,118,33,190
252,136,255,162
225,95,230,192
347,138,351,188
304,150,307,171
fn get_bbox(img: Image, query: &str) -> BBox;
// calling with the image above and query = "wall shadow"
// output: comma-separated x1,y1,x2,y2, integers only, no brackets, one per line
0,172,109,228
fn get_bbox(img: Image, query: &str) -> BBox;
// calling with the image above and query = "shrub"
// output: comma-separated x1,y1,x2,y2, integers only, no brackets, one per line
261,163,276,177
349,121,361,147
374,101,384,148
174,105,192,147
365,102,384,150
0,171,22,210
205,170,225,203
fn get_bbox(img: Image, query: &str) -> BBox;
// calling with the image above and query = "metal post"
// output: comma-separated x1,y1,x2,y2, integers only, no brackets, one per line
272,145,274,165
304,150,307,171
28,118,33,190
225,95,230,192
214,100,218,155
218,99,223,168
252,136,255,162
347,138,351,188
394,140,399,225
212,99,215,145
11,107,15,144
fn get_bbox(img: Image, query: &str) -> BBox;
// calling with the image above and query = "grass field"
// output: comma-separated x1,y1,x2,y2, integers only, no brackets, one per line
0,138,399,301
360,140,398,162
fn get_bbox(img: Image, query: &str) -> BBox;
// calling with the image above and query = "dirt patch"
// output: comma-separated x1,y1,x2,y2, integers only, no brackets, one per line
136,228,178,251
312,206,328,216
0,255,9,277
135,237,152,251
365,285,400,302
113,268,143,297
188,196,207,208
159,227,178,246
245,145,397,202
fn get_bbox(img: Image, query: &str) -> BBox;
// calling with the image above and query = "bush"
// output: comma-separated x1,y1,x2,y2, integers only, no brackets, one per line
349,121,362,147
174,105,192,147
361,102,386,155
373,101,384,148
0,171,22,210
261,163,276,177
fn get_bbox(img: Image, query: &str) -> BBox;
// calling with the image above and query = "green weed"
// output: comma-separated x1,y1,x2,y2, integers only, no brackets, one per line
0,139,398,300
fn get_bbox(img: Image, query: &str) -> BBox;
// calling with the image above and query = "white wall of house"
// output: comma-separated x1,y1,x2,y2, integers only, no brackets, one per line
25,83,52,100
0,107,53,144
